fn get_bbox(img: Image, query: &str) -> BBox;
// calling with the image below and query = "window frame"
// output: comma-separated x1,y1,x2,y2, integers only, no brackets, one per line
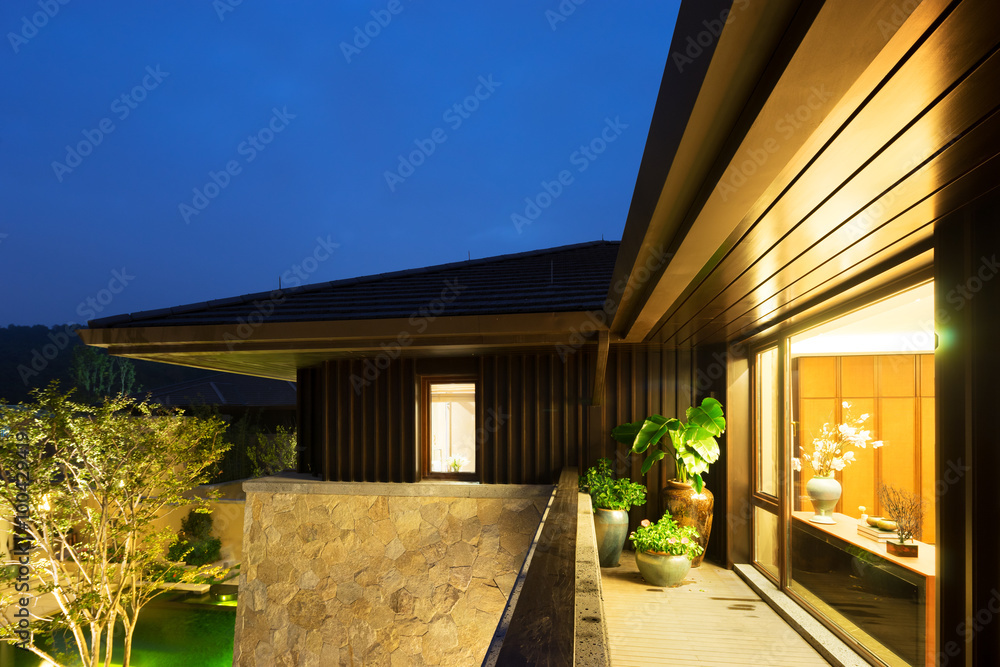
419,375,479,481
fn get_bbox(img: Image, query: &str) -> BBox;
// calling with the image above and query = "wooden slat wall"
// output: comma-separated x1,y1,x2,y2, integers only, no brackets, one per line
295,344,734,557
297,346,701,495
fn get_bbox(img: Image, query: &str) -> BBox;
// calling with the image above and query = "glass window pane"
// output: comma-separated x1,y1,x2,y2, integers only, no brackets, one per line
754,507,779,581
429,383,476,473
755,347,779,496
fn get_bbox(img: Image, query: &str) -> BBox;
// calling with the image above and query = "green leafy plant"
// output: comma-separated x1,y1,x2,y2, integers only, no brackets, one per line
611,397,726,493
578,458,647,511
629,513,703,559
247,424,297,478
167,509,222,566
0,383,229,667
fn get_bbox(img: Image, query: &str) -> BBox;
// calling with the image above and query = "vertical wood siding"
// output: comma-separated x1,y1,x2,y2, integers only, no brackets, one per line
296,347,707,521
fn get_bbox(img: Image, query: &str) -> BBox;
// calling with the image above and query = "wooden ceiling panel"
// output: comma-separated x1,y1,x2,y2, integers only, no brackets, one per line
670,101,1000,345
639,0,1000,347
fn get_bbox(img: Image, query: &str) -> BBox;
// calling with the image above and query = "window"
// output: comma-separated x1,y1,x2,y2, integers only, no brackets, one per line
421,378,477,479
750,282,937,666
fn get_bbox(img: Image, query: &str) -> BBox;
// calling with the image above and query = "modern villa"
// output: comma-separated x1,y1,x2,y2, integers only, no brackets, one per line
80,1,1000,665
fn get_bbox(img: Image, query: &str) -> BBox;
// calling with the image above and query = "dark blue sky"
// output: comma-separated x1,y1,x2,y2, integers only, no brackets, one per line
1,1,679,327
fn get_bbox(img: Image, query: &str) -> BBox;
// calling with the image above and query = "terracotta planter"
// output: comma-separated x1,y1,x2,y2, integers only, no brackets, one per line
635,551,691,587
886,540,918,557
593,508,629,567
662,480,713,567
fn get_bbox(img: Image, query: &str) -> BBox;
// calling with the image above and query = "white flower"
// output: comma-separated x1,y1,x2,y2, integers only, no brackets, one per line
792,458,802,472
842,401,850,408
872,440,884,448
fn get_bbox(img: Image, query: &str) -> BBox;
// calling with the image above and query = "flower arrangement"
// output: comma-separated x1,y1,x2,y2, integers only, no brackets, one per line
579,458,647,511
447,456,468,473
793,402,883,476
629,513,703,560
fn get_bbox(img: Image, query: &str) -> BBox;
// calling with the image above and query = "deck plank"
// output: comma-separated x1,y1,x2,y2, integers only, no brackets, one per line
602,552,831,666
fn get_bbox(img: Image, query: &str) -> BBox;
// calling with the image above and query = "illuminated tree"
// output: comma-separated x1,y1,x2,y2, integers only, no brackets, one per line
0,384,229,667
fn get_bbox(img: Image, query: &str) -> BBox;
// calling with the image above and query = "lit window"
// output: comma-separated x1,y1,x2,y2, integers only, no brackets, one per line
422,380,476,477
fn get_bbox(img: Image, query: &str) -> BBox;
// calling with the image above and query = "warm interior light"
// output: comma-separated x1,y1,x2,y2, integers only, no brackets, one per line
790,283,934,355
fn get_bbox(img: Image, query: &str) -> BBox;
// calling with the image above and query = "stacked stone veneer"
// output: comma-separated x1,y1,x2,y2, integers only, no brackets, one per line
233,479,551,666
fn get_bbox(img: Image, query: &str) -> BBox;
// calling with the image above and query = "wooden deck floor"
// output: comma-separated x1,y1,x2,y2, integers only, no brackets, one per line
602,552,831,667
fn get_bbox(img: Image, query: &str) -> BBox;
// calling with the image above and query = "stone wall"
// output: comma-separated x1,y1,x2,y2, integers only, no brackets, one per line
233,479,552,666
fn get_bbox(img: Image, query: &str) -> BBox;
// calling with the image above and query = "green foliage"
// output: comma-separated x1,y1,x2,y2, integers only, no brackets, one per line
0,383,229,667
248,424,297,478
70,346,141,400
611,397,726,493
578,458,647,511
167,509,222,566
629,513,703,559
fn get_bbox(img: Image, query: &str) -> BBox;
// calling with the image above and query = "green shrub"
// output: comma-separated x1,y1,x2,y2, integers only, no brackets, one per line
579,458,647,511
167,509,222,566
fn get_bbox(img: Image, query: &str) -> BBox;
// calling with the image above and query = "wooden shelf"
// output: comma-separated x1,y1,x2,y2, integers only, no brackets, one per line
792,511,934,578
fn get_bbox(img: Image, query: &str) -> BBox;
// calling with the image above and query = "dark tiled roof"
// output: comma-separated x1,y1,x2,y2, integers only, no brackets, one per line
90,240,620,328
143,372,296,408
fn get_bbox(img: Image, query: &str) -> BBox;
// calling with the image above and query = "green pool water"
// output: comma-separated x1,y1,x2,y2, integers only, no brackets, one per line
5,595,236,667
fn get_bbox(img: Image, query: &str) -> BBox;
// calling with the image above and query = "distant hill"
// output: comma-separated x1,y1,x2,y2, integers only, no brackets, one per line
0,324,220,404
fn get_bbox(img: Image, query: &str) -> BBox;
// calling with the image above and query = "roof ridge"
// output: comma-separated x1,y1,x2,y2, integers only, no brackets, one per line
90,240,619,327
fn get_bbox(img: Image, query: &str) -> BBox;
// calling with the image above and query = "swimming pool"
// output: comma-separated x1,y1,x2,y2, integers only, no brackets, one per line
6,591,237,667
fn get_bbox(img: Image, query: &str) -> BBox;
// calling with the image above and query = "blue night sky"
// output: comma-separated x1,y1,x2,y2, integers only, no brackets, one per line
1,1,679,327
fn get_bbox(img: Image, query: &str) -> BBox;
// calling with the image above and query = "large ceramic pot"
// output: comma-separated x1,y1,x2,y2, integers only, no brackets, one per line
593,508,629,567
805,475,841,524
635,551,692,587
662,480,713,567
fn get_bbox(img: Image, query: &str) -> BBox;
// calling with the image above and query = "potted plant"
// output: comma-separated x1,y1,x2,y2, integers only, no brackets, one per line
579,458,647,567
611,397,725,566
629,513,703,587
878,483,924,557
794,402,883,524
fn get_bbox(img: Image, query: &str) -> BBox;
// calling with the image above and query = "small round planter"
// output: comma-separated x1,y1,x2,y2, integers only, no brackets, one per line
593,508,629,567
635,551,691,587
805,474,841,524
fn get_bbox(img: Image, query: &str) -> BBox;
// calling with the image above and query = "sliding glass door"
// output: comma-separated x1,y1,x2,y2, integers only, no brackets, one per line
750,283,937,667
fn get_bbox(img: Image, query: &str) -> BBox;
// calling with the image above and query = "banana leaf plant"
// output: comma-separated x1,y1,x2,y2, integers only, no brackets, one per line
611,397,726,494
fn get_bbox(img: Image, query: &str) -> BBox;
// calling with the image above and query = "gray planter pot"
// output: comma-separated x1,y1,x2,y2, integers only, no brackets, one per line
593,508,629,567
